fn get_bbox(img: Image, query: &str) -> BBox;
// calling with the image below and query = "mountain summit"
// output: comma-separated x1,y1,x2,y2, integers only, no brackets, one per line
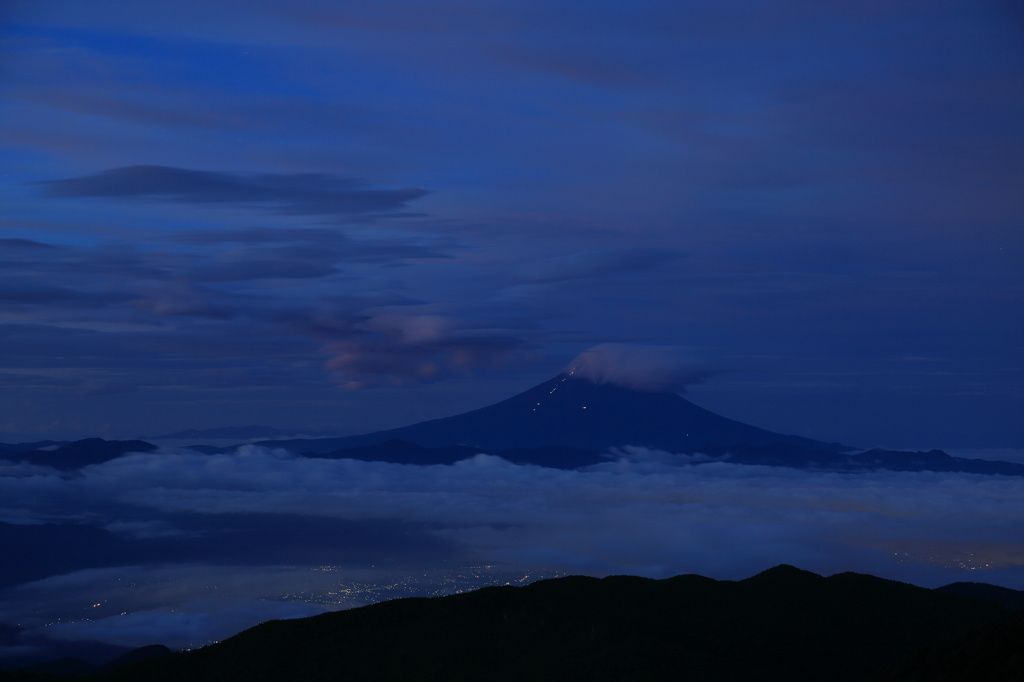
258,374,850,454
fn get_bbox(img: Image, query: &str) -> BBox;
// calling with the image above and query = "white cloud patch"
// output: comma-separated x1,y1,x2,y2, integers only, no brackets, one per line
568,343,719,392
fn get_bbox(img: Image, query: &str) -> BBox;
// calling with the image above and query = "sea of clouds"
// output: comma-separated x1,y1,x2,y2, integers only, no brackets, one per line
1,446,1022,652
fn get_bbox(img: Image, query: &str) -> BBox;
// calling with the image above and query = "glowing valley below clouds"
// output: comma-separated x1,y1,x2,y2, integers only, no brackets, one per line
2,440,1023,651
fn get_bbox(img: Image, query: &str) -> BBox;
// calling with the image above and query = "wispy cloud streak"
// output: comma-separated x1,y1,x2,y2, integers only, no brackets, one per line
35,166,429,217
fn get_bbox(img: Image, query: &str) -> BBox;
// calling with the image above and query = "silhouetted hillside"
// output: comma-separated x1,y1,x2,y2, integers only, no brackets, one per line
872,607,1024,681
254,374,851,454
98,566,1006,682
934,582,1024,611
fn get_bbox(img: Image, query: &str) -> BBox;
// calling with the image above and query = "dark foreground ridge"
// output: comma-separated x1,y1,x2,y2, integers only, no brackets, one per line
872,606,1024,681
935,581,1024,611
5,566,1018,682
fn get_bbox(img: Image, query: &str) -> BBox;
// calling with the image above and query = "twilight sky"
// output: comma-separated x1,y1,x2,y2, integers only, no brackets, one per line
1,3,1023,662
1,0,1022,448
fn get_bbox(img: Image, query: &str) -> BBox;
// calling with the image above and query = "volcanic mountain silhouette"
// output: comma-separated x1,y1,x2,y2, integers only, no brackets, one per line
258,373,851,454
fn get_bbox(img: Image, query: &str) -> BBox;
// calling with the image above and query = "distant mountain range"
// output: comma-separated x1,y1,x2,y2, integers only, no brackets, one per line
146,426,336,440
0,440,69,454
0,438,157,470
17,565,1014,682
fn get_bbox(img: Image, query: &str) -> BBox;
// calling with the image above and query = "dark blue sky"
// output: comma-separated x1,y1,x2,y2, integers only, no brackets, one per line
1,0,1021,447
1,3,1023,659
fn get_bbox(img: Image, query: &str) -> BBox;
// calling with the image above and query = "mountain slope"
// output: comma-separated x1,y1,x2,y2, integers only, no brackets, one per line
256,374,850,453
873,607,1024,682
935,582,1024,611
99,566,1006,682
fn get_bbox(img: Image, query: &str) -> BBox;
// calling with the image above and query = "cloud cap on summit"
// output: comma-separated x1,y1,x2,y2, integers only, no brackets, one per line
568,344,720,393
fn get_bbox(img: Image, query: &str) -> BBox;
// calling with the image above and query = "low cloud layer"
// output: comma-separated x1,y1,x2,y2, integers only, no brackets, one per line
2,448,1021,583
0,446,1021,653
568,344,720,392
35,166,429,217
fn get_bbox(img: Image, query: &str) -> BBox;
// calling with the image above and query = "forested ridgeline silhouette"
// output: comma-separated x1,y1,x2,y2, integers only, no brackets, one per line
4,565,1018,682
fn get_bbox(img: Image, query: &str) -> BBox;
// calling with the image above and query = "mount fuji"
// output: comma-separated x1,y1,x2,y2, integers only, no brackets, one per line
254,373,851,455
